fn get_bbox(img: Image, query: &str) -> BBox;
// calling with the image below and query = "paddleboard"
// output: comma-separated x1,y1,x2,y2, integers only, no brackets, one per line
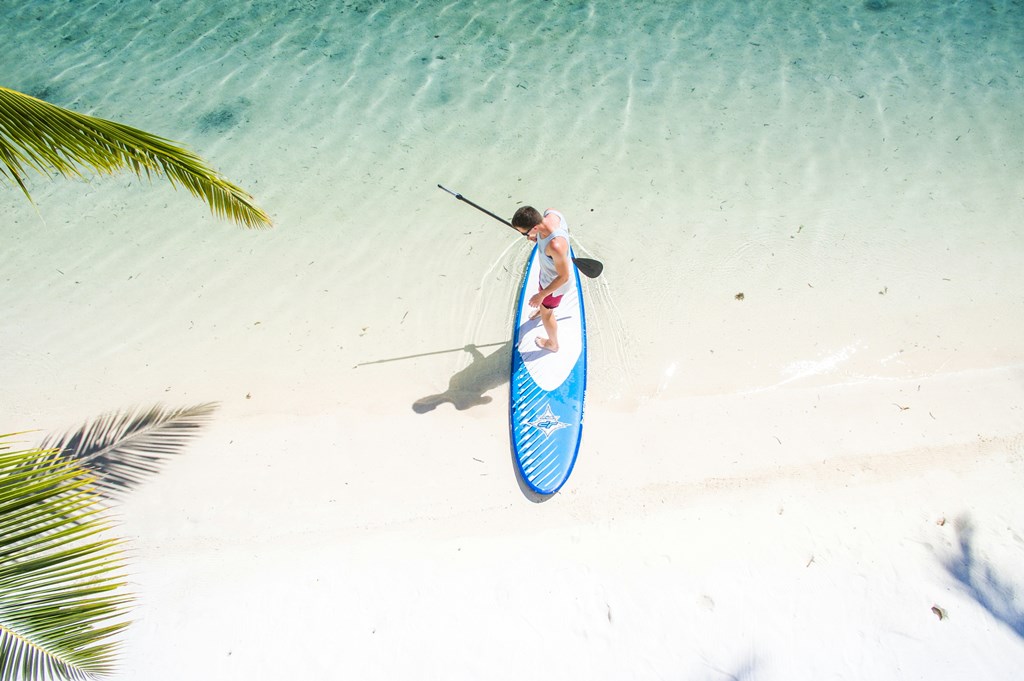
509,244,587,495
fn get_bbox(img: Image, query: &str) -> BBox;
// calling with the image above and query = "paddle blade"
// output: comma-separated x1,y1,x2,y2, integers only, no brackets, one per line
572,257,603,278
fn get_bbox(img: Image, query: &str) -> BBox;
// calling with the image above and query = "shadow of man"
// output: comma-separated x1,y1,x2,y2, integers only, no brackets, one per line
413,342,512,413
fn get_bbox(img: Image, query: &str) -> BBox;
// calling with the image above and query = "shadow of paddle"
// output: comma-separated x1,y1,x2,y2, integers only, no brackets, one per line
412,342,512,413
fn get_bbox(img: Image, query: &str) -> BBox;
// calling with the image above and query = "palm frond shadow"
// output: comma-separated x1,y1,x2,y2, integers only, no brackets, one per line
39,402,218,498
944,517,1024,638
697,658,757,681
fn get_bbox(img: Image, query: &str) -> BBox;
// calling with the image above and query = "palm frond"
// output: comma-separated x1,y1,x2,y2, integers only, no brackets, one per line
0,86,272,228
0,434,132,681
39,403,218,498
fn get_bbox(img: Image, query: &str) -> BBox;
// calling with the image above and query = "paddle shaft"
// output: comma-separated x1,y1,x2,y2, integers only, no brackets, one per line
437,184,604,278
356,341,507,367
437,184,516,229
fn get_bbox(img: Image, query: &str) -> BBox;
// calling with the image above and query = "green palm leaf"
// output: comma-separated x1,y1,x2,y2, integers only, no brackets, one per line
39,403,218,498
0,86,271,228
0,433,132,681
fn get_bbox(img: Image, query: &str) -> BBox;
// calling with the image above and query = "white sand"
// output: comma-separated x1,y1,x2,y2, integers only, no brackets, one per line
2,0,1024,678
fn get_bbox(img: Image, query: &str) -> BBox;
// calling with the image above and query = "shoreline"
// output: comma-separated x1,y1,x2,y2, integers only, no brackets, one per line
111,362,1024,679
114,361,1024,536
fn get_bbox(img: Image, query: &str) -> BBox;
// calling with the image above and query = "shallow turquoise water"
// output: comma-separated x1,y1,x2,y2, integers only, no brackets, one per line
2,0,1023,416
6,0,1021,207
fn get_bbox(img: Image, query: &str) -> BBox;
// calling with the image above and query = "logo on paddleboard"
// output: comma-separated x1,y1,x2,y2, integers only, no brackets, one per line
526,404,572,437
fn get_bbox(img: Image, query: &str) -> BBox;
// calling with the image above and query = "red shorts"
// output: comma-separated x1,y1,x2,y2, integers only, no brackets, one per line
541,290,563,309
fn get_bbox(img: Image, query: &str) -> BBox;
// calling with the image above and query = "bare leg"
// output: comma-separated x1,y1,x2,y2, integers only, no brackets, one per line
535,306,559,352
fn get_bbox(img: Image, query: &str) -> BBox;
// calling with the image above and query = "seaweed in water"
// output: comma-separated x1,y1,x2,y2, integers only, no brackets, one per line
864,0,893,11
198,97,253,133
24,84,66,104
198,107,239,133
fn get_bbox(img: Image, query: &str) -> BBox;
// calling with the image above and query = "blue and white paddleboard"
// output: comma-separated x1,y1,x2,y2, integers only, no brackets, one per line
509,244,587,495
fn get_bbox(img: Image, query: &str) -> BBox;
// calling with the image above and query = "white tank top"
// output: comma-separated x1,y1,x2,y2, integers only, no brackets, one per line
538,209,570,295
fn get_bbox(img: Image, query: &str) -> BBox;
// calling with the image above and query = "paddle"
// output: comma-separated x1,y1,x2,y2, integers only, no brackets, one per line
437,184,604,278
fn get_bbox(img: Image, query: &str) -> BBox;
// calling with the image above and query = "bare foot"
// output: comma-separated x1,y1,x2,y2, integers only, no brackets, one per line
535,337,559,353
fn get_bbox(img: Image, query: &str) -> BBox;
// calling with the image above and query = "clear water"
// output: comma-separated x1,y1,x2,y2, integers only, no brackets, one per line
2,0,1023,422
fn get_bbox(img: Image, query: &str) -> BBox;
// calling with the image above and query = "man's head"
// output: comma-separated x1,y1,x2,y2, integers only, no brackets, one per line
512,206,543,237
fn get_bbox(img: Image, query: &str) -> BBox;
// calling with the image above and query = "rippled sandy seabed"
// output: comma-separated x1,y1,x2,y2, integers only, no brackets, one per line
2,1,1023,679
4,0,1023,408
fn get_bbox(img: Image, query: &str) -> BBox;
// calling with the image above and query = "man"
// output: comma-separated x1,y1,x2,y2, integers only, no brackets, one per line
511,205,572,353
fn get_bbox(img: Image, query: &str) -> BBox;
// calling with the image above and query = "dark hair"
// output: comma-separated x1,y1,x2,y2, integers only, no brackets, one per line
511,206,543,229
